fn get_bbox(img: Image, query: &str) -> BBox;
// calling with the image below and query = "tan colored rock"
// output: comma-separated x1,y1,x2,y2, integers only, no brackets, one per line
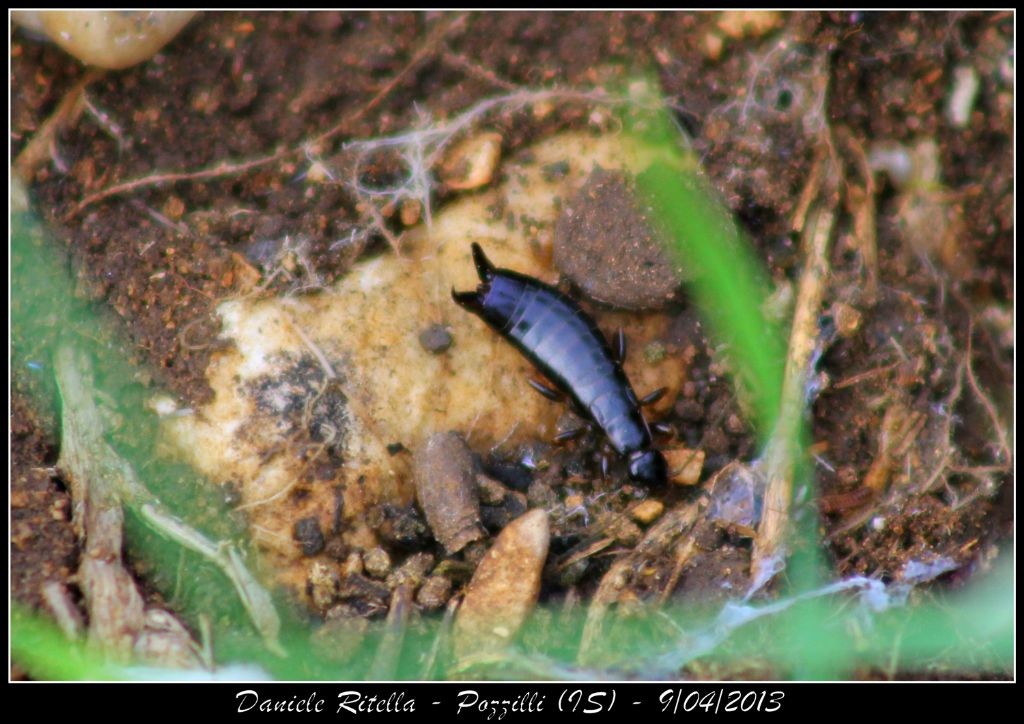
832,301,862,339
453,509,550,660
15,11,196,69
664,447,705,485
441,132,502,190
400,199,422,226
716,11,782,39
630,499,665,525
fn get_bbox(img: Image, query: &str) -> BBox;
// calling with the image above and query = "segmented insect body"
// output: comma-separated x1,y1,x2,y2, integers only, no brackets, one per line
452,243,668,487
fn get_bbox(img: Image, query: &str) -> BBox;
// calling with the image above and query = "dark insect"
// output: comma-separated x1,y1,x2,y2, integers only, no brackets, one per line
452,243,669,487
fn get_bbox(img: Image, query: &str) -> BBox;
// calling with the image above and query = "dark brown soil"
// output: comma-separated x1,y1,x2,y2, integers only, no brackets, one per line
11,11,1013,679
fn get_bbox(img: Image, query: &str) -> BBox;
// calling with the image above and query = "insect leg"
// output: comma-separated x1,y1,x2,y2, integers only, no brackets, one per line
613,328,627,364
528,377,563,402
651,421,676,439
639,387,668,407
553,427,588,444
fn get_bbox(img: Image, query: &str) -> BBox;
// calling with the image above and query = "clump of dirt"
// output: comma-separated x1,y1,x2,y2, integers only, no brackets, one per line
554,167,686,310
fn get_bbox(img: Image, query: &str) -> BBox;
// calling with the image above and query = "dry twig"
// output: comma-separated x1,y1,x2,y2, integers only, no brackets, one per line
751,140,841,590
14,69,104,182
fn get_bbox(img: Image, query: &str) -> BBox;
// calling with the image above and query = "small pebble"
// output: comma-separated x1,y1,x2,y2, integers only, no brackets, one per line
341,551,363,578
486,490,528,530
716,10,782,39
418,324,453,354
706,462,765,537
440,132,503,190
703,32,724,61
400,199,422,227
483,459,534,491
554,168,684,310
363,546,391,579
294,516,325,557
724,413,746,435
14,11,196,69
946,64,980,129
663,447,706,485
831,301,862,338
476,475,509,506
371,504,431,550
453,509,550,659
630,499,665,525
386,552,434,590
308,561,339,610
415,575,452,610
702,426,730,455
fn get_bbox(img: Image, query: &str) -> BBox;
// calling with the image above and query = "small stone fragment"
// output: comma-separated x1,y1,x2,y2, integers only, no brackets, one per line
15,11,196,69
371,504,431,550
724,413,746,435
481,489,528,531
716,11,782,39
476,474,509,506
308,561,339,610
341,551,363,578
831,301,862,338
564,493,585,511
363,546,391,579
413,432,485,554
663,447,705,485
703,32,724,61
554,168,685,310
294,516,325,556
630,499,664,525
386,552,434,590
946,64,980,129
400,199,422,226
416,574,452,610
706,462,765,537
418,324,453,354
453,509,550,660
440,132,503,190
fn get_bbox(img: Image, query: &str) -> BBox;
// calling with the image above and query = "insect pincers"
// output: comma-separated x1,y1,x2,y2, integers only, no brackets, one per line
452,243,669,487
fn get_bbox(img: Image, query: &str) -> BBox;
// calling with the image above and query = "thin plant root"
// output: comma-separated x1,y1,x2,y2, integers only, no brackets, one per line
14,69,104,183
